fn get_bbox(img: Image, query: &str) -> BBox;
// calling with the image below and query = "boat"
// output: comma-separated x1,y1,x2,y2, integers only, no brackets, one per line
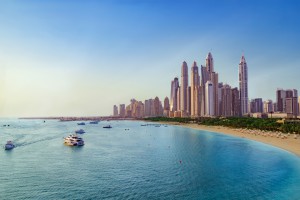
141,124,147,126
75,129,85,134
89,121,99,124
64,134,84,146
77,122,85,125
4,141,15,150
103,125,112,128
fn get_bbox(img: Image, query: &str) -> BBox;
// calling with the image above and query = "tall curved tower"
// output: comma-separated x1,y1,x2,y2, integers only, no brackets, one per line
239,55,248,115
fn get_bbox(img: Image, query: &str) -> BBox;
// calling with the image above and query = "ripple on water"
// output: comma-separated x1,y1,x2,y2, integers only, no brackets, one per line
0,119,300,200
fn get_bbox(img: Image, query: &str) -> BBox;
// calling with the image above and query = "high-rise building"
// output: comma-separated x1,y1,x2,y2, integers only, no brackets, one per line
276,88,298,115
154,97,161,116
177,86,181,111
200,65,209,116
180,61,188,113
170,77,179,112
239,55,248,115
200,52,219,116
285,89,298,117
221,84,232,117
206,52,214,73
164,97,170,111
144,99,152,117
211,72,219,116
298,97,300,116
205,81,214,116
250,98,263,113
231,87,241,117
163,97,170,117
119,104,125,117
187,86,191,115
113,105,118,116
263,100,273,113
276,89,286,112
190,61,200,117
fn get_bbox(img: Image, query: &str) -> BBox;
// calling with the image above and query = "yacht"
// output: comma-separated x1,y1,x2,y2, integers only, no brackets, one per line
103,125,112,128
64,134,84,146
5,141,15,150
77,122,85,125
75,129,85,134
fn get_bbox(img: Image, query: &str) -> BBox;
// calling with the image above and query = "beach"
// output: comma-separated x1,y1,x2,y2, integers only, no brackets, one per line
161,122,300,157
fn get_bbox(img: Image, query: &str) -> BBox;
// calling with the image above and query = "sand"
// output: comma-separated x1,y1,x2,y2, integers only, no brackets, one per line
160,122,300,157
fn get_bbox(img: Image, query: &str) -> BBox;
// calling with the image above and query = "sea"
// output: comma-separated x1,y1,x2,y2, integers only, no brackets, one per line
0,119,300,200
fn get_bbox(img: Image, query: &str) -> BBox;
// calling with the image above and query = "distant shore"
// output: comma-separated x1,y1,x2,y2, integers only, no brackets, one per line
159,121,300,157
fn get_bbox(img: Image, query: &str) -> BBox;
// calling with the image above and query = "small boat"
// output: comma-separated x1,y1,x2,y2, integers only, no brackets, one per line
75,129,85,134
64,134,84,146
103,125,112,128
141,124,147,126
5,141,15,150
89,121,99,124
77,122,85,125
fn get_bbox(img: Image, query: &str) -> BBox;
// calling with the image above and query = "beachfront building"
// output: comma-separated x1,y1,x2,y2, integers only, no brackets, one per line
119,104,126,117
190,61,201,117
250,98,263,113
263,100,273,113
170,77,179,112
276,89,286,112
163,97,170,117
205,81,214,116
231,87,241,117
239,55,248,115
220,84,232,117
180,61,189,114
113,105,118,116
276,88,298,116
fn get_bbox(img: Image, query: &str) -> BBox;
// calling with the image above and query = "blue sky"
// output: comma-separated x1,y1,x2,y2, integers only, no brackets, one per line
0,0,300,117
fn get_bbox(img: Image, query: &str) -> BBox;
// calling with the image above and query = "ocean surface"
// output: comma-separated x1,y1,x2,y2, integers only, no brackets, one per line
0,119,300,200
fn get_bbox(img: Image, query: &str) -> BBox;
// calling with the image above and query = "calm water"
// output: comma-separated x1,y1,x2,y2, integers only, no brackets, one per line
0,119,300,199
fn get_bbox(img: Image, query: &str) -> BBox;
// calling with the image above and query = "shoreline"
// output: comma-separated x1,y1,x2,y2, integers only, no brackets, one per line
159,121,300,157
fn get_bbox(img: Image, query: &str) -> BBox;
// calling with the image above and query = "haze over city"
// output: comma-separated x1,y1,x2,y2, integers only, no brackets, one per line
1,0,300,117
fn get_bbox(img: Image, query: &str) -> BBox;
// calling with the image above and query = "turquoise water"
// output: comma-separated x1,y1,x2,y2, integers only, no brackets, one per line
0,119,300,199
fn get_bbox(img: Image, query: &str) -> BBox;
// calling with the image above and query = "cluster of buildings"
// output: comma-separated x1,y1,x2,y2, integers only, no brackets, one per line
113,52,299,119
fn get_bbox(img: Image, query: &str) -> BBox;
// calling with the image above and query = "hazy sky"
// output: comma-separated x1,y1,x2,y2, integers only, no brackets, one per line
1,0,300,117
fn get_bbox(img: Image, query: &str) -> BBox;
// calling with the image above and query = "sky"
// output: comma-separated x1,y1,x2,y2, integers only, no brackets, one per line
0,0,300,117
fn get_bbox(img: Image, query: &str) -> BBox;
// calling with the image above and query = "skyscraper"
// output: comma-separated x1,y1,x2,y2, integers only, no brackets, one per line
205,81,214,116
206,52,214,73
170,77,179,112
190,61,200,117
180,61,188,114
220,84,232,117
113,105,118,116
231,87,241,117
119,104,125,117
239,55,248,115
200,52,219,116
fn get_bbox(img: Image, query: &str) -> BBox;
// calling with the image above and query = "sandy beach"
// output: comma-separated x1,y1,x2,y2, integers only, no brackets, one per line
161,122,300,157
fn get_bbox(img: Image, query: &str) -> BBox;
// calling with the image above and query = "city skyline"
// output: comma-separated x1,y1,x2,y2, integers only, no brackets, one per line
1,1,300,117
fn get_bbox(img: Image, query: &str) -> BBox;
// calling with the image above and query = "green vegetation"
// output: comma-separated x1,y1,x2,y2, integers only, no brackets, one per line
144,117,300,134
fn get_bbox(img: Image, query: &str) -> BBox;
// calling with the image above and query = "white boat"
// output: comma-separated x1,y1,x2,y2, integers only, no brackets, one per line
5,141,15,150
75,129,85,134
64,134,84,146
